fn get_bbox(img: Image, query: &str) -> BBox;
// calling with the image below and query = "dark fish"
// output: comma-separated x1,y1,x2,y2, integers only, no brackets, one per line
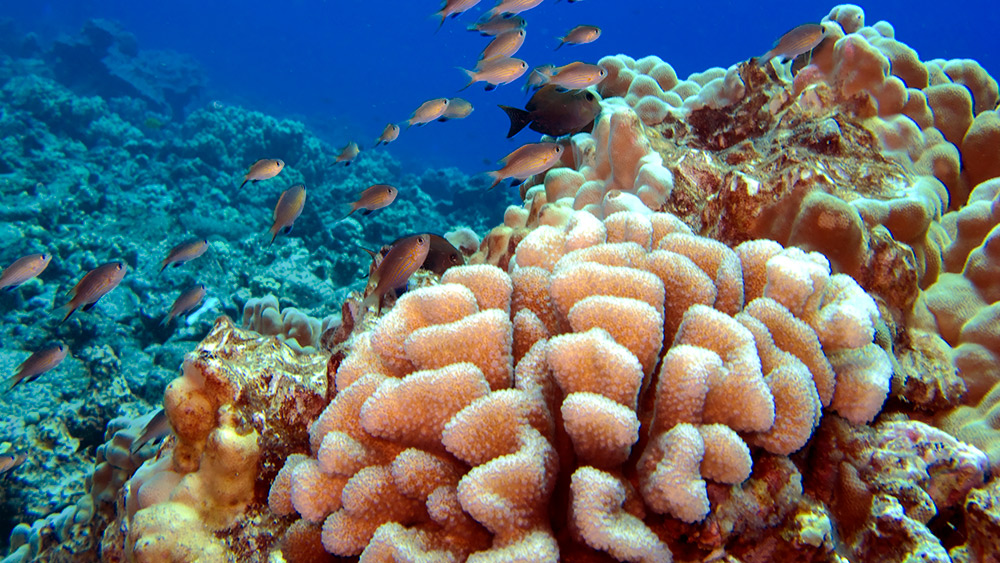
0,453,26,476
362,234,431,313
269,184,307,245
59,262,127,322
130,408,172,455
467,13,526,36
160,239,209,273
162,284,207,326
239,158,284,191
6,344,67,392
499,83,602,138
758,23,826,65
346,184,398,217
0,253,51,291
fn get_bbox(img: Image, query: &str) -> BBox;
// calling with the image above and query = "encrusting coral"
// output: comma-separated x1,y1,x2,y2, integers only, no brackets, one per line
92,3,1000,561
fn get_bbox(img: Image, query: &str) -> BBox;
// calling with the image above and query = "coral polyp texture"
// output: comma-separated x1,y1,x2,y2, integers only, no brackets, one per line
41,3,1000,562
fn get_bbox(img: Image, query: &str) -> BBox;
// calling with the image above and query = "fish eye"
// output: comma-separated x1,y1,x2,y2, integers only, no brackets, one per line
585,92,594,100
41,253,49,259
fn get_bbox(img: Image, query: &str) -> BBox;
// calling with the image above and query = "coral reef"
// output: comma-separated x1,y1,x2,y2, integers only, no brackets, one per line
6,2,1000,562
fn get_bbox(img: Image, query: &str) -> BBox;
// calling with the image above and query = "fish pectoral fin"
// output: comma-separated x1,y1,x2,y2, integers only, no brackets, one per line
437,117,449,122
484,84,497,92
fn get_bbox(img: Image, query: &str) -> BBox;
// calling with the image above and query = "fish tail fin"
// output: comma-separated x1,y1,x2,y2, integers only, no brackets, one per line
268,229,278,246
555,40,565,51
487,171,503,190
159,315,170,328
498,105,532,138
238,178,249,191
58,304,76,324
457,67,476,91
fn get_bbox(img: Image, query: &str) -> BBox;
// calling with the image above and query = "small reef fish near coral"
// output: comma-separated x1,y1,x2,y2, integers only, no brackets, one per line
2,0,1000,562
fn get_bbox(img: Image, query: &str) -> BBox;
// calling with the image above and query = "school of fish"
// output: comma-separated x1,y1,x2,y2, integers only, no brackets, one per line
1,0,824,476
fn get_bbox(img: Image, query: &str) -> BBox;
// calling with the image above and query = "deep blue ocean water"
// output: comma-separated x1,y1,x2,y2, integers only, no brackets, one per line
5,0,998,177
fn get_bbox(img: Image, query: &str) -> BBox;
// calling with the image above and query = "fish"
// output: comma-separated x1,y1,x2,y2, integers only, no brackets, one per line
6,344,68,392
407,98,450,128
373,234,465,276
433,0,483,30
467,13,526,36
556,25,601,50
269,184,307,245
58,261,127,323
161,284,207,326
362,234,431,314
523,64,556,93
758,23,827,65
546,61,608,89
440,98,474,120
374,123,400,146
238,158,284,191
160,238,209,273
486,0,544,17
479,29,526,62
487,142,564,189
345,184,398,217
499,84,602,137
336,142,360,166
458,57,528,91
0,453,26,476
0,253,52,291
420,234,465,275
130,408,172,455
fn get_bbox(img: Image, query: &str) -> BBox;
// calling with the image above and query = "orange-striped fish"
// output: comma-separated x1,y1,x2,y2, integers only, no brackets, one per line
345,184,398,217
488,142,564,189
441,98,474,120
486,0,544,17
269,184,307,245
375,123,400,146
161,284,206,326
459,57,528,91
362,234,431,314
407,98,450,128
58,262,127,323
434,0,483,30
335,142,360,166
0,453,26,475
6,344,67,392
758,23,826,65
546,62,607,89
467,13,526,36
479,28,526,61
367,234,465,277
239,158,284,191
160,239,209,273
556,25,601,50
0,253,51,291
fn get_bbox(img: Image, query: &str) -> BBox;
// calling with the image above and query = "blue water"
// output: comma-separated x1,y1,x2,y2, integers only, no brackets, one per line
5,0,997,176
